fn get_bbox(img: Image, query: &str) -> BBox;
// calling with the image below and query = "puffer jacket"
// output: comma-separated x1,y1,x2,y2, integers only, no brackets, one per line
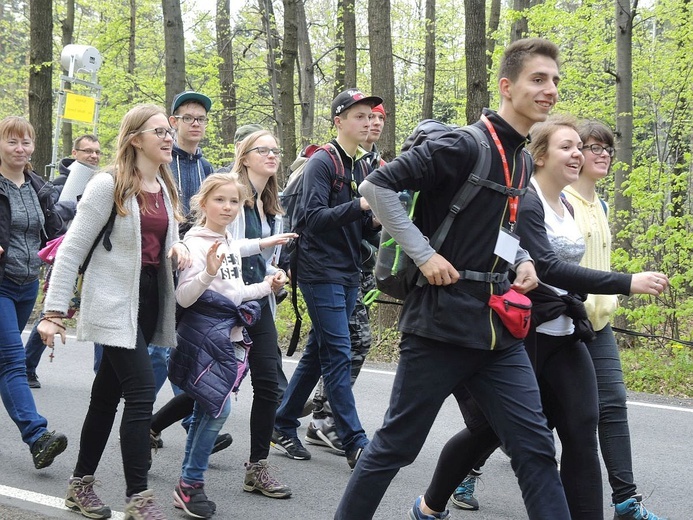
169,290,261,418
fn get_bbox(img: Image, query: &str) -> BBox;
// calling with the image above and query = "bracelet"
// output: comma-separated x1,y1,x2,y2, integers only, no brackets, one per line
40,316,66,330
175,241,190,252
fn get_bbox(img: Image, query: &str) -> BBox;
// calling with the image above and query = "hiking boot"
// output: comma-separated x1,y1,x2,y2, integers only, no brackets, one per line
173,480,216,519
409,495,451,519
451,471,480,510
124,490,167,520
243,459,292,499
270,429,311,460
211,433,233,454
31,430,68,469
614,494,667,520
65,475,112,519
305,417,344,454
346,446,364,470
27,373,41,389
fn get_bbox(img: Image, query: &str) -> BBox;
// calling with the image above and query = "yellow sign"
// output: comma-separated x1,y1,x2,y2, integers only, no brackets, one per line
63,92,96,124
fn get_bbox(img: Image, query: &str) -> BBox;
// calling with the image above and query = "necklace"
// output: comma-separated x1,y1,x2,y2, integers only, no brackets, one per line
154,191,160,208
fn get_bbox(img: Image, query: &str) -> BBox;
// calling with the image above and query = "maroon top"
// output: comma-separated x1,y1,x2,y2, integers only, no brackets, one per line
139,191,168,268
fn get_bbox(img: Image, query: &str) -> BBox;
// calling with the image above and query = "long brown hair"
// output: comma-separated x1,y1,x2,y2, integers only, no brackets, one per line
110,104,183,220
0,116,35,174
232,130,284,215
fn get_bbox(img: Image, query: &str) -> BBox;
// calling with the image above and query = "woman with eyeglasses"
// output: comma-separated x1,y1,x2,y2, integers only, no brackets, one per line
228,130,297,498
39,104,191,520
563,120,667,519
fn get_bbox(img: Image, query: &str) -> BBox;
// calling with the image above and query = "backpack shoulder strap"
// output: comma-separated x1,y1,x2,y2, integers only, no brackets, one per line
427,125,492,250
79,203,117,275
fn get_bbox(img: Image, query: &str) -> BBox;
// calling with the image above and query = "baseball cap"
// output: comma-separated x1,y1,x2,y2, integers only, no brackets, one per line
171,91,212,114
331,89,383,119
234,124,264,144
372,104,386,117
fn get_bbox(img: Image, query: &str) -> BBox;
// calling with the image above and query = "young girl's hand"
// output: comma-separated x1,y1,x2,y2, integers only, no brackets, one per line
270,270,287,292
260,233,299,250
206,241,225,276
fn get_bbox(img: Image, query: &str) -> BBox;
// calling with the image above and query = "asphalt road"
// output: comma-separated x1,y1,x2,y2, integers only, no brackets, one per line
1,332,691,519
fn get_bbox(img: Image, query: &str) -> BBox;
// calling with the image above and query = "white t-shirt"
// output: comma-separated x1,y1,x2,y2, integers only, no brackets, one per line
530,178,586,336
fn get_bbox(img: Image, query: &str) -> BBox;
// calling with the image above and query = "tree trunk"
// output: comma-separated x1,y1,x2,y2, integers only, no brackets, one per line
296,0,315,147
280,0,298,175
368,0,396,161
343,0,356,88
421,0,435,121
465,0,487,124
510,0,530,41
60,0,74,157
29,0,53,179
613,0,635,250
487,0,501,88
162,0,186,113
216,0,236,151
259,0,282,139
334,0,345,95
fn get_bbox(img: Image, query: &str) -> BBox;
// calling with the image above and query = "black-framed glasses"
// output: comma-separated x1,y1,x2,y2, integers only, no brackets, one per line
139,127,175,139
75,148,102,155
581,144,615,157
247,146,283,157
174,115,208,125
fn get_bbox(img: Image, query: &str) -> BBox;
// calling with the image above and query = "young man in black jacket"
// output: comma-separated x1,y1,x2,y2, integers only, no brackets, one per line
334,38,571,520
272,89,381,469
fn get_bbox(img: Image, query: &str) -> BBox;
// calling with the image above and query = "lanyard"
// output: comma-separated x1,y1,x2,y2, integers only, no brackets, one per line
480,114,525,231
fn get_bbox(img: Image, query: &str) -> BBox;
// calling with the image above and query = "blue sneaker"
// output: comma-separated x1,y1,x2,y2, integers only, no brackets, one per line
451,472,480,510
614,494,667,520
409,496,450,519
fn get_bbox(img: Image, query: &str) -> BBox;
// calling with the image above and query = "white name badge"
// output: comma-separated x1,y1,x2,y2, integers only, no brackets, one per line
494,227,520,264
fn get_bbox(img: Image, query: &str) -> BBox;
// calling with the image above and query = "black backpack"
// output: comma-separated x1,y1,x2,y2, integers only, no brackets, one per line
370,120,532,301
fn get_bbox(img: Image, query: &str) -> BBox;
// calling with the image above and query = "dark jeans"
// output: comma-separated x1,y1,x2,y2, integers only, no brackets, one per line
246,301,282,462
276,282,367,455
73,266,159,497
334,334,570,520
587,324,637,504
0,277,49,447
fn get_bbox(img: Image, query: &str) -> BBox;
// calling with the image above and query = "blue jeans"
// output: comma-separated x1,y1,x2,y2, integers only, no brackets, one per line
0,277,49,447
181,399,231,484
148,345,172,395
334,334,570,520
275,282,367,455
587,324,637,504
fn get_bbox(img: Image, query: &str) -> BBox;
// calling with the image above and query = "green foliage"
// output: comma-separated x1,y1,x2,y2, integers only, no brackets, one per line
619,344,693,397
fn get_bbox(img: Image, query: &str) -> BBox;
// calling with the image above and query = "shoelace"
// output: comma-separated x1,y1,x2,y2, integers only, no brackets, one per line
255,462,283,488
129,493,166,520
76,479,106,508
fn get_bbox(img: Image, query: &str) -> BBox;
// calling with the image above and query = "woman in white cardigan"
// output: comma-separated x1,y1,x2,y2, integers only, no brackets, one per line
39,104,191,520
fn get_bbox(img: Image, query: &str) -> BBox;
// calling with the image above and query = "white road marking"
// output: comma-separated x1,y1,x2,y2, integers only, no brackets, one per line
0,484,124,518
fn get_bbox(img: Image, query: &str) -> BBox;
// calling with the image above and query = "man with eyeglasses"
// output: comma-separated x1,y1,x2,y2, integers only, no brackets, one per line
169,90,214,216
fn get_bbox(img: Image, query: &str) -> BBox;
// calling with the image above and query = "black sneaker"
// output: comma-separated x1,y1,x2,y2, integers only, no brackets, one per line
346,446,364,470
270,429,311,460
173,479,216,519
305,417,344,454
27,373,41,389
211,433,233,454
31,430,68,469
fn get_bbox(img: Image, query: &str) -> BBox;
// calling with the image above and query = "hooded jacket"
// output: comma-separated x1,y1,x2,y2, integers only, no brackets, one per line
169,290,260,418
170,144,213,215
